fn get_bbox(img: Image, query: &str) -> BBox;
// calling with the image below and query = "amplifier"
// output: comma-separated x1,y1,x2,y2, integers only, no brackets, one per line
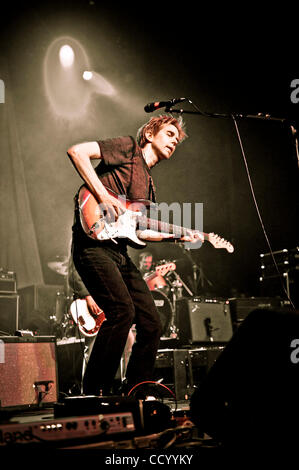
176,298,233,345
154,349,190,400
0,270,16,294
153,347,226,400
18,284,65,333
188,346,225,388
0,411,135,446
0,295,19,335
229,297,284,325
0,336,58,410
56,337,85,395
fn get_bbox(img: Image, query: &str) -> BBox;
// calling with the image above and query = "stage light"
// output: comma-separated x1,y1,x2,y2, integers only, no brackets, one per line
83,71,93,81
44,36,91,119
59,45,75,68
44,36,118,119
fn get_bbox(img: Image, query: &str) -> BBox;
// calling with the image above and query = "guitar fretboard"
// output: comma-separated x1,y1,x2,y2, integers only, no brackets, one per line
136,214,208,239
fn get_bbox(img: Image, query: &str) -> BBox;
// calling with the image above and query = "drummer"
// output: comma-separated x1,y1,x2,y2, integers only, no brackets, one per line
138,251,154,276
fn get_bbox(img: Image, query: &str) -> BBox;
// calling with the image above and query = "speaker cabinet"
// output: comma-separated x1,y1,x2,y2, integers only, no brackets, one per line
18,284,65,334
229,296,284,328
176,298,233,345
188,346,225,389
56,338,85,395
0,295,19,335
190,308,299,448
0,336,58,410
154,349,190,400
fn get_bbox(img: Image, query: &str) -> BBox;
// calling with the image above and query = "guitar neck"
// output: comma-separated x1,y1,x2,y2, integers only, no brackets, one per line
137,215,208,239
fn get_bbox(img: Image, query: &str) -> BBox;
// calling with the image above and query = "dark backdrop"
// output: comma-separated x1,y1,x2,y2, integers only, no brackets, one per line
0,1,298,303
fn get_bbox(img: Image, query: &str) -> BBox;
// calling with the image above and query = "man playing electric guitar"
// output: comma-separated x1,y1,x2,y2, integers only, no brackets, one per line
67,115,215,396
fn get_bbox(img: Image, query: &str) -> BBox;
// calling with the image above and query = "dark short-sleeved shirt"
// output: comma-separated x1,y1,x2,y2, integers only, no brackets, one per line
72,136,156,247
96,136,156,202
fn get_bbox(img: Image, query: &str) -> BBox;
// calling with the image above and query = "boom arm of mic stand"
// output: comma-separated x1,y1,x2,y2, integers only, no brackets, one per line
169,105,297,167
167,107,287,123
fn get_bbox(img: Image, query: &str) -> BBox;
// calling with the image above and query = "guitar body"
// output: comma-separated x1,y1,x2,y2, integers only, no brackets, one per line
70,299,106,337
78,185,150,248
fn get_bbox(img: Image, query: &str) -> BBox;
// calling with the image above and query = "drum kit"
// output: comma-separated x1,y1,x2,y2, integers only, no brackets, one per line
46,256,77,338
143,259,192,338
141,242,213,339
46,244,212,340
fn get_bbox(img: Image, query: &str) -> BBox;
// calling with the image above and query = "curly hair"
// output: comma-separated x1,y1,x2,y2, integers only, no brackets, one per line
136,115,187,148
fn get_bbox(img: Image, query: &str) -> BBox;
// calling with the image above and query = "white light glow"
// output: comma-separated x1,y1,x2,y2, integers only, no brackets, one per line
87,71,116,96
83,71,93,80
59,45,75,68
44,36,91,119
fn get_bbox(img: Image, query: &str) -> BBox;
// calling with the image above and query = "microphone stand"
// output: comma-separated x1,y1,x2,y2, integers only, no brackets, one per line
167,99,298,166
177,243,213,297
165,100,297,307
166,99,288,123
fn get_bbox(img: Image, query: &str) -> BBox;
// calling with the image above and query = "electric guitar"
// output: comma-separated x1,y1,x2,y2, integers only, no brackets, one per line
77,185,234,253
70,298,106,337
154,262,176,276
144,262,176,282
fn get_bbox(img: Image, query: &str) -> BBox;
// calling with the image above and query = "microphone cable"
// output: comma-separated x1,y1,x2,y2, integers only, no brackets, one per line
231,114,296,310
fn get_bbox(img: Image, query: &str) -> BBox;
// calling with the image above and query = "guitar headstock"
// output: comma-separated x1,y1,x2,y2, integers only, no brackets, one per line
208,233,234,253
156,262,176,276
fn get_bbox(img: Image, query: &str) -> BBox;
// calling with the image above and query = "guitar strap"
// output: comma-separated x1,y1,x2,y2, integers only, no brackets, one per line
149,175,156,204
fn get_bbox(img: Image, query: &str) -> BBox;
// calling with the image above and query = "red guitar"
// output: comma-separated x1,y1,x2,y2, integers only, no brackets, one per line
77,185,234,253
144,262,176,291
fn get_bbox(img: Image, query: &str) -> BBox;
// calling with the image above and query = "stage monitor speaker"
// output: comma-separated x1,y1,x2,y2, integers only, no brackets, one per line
0,336,58,410
176,298,233,345
190,307,299,448
0,295,19,335
18,284,65,334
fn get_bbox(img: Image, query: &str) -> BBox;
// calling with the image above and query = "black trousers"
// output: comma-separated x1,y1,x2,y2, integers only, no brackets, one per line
73,241,162,395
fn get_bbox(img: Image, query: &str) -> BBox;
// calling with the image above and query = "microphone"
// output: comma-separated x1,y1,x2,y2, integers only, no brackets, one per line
144,97,187,113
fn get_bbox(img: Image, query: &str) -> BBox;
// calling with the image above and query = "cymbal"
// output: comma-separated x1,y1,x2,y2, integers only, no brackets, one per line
47,258,68,276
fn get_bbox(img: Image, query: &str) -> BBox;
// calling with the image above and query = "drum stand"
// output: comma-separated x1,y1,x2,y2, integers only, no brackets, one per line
166,270,193,338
